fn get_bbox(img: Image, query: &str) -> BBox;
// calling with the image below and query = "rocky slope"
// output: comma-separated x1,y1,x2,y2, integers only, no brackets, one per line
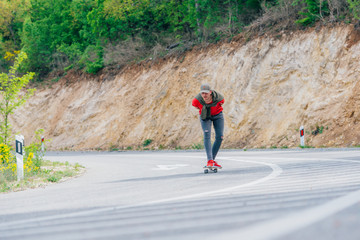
11,24,360,150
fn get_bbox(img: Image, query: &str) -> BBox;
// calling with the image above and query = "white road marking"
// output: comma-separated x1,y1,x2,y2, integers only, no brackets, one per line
243,156,360,164
152,164,189,170
149,157,283,203
0,156,282,228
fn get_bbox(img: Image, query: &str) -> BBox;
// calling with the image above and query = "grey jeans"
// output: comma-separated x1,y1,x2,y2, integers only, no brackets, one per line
200,112,224,160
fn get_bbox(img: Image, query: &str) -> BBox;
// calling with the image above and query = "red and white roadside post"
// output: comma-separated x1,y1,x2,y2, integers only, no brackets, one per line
15,135,24,181
300,126,305,147
41,136,45,153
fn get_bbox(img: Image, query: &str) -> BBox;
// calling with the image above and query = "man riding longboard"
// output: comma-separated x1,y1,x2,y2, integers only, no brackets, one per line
192,83,225,173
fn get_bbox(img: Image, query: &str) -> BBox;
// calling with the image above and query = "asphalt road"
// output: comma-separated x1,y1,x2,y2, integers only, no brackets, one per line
1,149,360,240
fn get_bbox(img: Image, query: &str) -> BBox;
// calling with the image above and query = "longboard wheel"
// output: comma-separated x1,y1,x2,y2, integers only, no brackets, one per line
213,168,217,173
204,169,209,174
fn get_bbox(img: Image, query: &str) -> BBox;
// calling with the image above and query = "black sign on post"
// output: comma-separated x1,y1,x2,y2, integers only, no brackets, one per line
16,140,23,155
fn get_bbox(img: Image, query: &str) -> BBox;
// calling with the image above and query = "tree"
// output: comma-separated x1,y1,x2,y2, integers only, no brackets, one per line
0,0,31,52
0,52,35,145
0,0,31,72
294,0,330,25
347,0,360,19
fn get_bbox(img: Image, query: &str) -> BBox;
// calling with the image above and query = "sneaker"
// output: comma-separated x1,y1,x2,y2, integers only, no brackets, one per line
213,160,222,168
206,160,215,167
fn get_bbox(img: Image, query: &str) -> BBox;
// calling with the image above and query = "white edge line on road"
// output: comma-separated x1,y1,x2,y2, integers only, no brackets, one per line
148,157,282,204
215,187,360,240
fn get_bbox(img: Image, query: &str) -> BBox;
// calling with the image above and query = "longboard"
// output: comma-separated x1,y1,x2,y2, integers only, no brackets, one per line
203,166,221,174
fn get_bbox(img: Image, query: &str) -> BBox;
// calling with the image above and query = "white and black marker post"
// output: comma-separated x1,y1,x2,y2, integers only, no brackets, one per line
300,126,305,147
15,135,24,181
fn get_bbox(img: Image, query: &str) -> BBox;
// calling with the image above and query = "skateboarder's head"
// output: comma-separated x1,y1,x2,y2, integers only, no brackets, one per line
200,83,212,102
200,83,211,94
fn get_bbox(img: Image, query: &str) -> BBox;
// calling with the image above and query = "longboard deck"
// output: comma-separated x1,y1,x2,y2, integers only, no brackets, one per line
203,166,221,174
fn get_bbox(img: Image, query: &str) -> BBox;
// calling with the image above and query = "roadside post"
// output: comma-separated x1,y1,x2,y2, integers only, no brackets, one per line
41,136,45,153
300,126,305,147
15,135,24,181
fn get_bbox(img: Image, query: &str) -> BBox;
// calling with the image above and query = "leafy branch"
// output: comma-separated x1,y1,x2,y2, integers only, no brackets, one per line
0,51,35,145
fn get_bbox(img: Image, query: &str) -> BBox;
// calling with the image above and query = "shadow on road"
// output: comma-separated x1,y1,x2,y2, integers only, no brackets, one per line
105,167,270,184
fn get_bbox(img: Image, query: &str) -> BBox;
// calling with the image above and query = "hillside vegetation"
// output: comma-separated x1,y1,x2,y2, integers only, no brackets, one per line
1,0,359,79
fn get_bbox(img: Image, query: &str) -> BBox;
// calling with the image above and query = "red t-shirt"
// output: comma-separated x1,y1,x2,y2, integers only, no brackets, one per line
192,98,224,116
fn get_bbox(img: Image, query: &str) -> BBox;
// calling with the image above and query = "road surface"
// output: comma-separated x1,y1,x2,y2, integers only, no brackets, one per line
1,149,360,239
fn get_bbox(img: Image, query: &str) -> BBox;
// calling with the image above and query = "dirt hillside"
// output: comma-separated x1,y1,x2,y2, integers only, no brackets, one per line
11,24,360,150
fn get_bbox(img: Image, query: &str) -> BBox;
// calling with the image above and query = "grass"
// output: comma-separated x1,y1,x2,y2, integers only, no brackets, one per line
0,160,85,193
109,143,119,151
299,145,315,149
191,143,204,150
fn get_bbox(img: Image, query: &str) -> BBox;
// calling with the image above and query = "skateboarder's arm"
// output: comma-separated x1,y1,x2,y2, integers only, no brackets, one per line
192,98,202,110
218,99,224,106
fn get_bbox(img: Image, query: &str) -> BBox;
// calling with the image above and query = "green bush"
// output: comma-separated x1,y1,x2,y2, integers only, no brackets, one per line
143,139,153,147
24,129,49,172
0,143,17,181
295,0,329,26
348,0,360,19
79,45,104,74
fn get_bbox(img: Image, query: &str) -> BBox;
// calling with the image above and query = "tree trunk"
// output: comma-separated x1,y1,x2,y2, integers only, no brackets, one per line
195,0,202,41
